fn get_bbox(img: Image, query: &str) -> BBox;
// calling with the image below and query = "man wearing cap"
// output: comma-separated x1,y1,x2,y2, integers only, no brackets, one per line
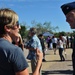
61,1,75,75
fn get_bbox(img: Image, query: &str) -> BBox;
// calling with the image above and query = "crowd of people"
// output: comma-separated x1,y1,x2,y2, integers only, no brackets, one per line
47,35,73,49
46,35,73,53
0,1,75,75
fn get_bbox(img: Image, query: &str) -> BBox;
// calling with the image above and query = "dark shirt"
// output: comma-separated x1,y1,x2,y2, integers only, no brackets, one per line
0,38,28,75
39,38,45,50
73,38,75,57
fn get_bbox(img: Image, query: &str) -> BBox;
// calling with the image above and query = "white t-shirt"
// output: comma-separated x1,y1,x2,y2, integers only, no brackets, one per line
62,36,67,44
52,38,57,43
58,40,63,48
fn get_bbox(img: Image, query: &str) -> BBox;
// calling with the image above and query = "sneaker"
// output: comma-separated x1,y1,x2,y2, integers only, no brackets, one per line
42,59,46,62
62,58,65,61
54,52,56,55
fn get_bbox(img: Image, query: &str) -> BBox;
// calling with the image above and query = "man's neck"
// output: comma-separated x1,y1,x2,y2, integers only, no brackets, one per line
2,35,12,43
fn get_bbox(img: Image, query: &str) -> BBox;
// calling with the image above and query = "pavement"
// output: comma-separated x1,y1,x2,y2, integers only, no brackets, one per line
23,48,73,75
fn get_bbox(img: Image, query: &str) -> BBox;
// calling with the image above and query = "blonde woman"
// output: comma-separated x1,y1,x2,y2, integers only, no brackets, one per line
12,33,24,50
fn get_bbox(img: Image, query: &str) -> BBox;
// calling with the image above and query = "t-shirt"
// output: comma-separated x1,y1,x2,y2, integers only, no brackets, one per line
52,38,57,44
58,40,63,48
62,36,67,44
0,38,28,75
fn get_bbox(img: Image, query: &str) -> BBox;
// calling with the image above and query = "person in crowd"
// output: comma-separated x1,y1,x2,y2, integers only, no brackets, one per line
46,36,51,49
70,35,74,48
0,8,43,75
62,35,67,57
57,35,65,61
61,1,75,75
66,36,70,48
38,34,46,62
49,36,53,50
25,27,42,75
12,25,24,50
52,36,57,55
12,33,24,51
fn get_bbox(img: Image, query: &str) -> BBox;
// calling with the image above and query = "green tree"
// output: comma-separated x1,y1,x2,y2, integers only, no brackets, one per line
31,20,59,34
19,23,29,38
19,26,26,38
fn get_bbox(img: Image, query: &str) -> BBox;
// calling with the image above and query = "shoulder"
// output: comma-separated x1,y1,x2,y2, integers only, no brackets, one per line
33,35,40,41
0,39,23,55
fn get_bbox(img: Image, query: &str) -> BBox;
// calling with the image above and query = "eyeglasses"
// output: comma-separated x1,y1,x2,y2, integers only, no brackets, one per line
6,21,20,29
16,21,20,28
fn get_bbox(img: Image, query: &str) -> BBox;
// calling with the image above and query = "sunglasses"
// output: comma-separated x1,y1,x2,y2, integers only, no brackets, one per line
6,21,20,29
16,21,20,28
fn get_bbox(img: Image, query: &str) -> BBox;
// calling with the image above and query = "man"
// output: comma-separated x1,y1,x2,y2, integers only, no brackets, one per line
25,27,42,75
61,1,75,75
0,8,43,75
62,35,67,57
38,34,46,62
0,8,29,75
52,36,57,55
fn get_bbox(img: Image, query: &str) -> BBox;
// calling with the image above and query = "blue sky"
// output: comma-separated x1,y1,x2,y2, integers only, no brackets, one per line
0,0,75,32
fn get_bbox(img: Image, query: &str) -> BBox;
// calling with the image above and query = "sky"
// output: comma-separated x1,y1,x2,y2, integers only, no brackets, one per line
0,0,75,32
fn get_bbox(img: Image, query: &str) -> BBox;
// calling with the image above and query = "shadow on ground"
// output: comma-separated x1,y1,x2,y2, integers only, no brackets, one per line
42,70,73,75
42,60,72,62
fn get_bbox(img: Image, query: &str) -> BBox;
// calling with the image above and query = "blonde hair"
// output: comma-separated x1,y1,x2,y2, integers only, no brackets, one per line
0,8,18,26
0,8,19,35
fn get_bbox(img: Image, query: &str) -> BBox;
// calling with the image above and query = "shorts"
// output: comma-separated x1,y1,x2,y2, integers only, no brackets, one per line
53,43,57,48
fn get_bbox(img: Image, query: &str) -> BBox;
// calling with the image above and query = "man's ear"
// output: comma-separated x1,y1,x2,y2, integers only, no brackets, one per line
4,25,11,32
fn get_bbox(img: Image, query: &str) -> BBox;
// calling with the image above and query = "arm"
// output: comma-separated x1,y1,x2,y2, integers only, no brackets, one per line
25,46,36,51
24,39,37,51
16,68,29,75
12,47,29,75
33,49,43,75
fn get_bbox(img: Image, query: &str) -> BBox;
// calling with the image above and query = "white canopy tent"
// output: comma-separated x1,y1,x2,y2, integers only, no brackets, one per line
43,32,54,36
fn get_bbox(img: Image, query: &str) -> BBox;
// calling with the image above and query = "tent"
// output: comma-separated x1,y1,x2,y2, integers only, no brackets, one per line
43,32,54,36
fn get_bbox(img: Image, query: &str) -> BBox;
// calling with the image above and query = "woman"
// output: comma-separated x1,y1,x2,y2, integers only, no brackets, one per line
58,35,65,61
12,33,24,51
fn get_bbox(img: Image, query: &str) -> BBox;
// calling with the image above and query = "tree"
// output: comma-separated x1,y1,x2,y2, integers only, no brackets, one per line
31,20,59,34
19,23,29,38
19,21,59,38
